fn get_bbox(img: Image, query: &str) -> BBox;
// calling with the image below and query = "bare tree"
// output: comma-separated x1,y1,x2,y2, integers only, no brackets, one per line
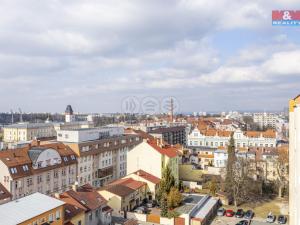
276,147,289,198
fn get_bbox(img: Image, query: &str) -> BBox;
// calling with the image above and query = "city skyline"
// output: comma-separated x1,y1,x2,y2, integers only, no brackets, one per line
0,0,299,112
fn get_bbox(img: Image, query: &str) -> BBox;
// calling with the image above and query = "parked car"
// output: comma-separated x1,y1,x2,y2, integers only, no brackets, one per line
244,210,254,219
225,209,235,217
266,213,276,223
217,208,225,216
278,215,287,224
146,201,155,208
236,220,249,225
134,206,147,214
235,209,244,218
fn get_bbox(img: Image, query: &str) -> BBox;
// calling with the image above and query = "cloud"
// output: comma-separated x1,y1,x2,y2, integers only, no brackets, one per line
0,0,299,112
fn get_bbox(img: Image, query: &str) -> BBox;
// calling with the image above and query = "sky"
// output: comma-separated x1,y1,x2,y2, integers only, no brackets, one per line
0,0,300,113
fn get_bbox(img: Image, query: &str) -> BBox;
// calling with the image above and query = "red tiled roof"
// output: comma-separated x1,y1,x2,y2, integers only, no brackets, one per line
0,183,12,201
65,184,107,211
147,140,178,158
102,178,146,197
133,170,161,184
0,143,77,179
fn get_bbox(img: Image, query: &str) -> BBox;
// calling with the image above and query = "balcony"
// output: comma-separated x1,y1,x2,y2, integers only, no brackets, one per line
97,166,113,178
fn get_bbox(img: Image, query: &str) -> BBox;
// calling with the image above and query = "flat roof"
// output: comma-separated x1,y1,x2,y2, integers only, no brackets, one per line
0,192,65,225
4,122,53,129
182,195,204,205
193,197,218,219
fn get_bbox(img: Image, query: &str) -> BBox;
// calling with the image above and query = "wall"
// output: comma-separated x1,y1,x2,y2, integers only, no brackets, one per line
20,205,64,225
127,142,162,179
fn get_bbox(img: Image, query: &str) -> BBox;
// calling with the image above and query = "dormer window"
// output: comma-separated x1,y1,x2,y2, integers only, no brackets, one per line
22,165,29,171
10,167,17,174
70,155,76,160
63,157,68,162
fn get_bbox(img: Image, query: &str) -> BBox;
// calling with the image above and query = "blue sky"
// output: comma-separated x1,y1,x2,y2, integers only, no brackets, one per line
0,0,299,113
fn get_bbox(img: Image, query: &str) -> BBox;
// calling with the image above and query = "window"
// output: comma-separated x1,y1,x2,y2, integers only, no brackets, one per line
56,210,61,220
89,212,92,221
63,157,68,162
22,165,29,171
71,155,76,160
96,209,99,217
49,213,54,222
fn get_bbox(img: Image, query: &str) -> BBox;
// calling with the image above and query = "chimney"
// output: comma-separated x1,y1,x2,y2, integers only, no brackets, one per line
72,181,79,192
54,193,60,199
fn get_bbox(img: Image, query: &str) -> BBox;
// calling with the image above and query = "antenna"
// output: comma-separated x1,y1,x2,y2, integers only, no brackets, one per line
18,108,23,122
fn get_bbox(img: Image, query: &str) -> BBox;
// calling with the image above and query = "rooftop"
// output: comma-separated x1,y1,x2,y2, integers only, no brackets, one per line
4,122,54,129
0,193,65,225
133,170,161,184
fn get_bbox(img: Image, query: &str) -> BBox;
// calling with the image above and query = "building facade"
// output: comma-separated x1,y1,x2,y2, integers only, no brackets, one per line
289,95,300,225
0,142,77,200
60,128,142,187
253,112,278,129
127,139,179,183
188,128,276,149
149,126,187,146
3,123,56,142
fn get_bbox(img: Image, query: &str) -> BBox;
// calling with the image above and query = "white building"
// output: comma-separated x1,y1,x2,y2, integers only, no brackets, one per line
188,128,276,149
253,112,278,129
0,142,77,200
60,128,141,187
3,122,56,142
57,127,124,143
289,95,300,225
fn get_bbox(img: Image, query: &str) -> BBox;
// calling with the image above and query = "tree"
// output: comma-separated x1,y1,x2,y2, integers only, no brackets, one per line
157,165,175,201
208,177,218,196
231,158,249,206
225,133,236,199
276,147,289,198
167,187,182,209
160,194,168,217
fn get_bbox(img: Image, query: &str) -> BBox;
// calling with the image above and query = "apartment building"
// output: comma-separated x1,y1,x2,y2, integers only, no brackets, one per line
0,192,65,225
188,128,276,149
149,126,187,145
0,142,77,200
127,139,179,183
3,122,56,142
289,95,300,225
253,112,278,129
58,184,112,225
98,177,147,213
58,128,142,187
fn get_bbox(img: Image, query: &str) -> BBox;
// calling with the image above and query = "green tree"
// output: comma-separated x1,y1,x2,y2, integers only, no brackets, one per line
225,133,236,199
157,165,175,201
160,194,168,217
167,187,182,209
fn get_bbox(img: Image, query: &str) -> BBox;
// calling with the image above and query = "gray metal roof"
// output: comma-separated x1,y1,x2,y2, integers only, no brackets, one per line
0,192,65,225
28,148,45,164
4,122,54,129
65,105,73,114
